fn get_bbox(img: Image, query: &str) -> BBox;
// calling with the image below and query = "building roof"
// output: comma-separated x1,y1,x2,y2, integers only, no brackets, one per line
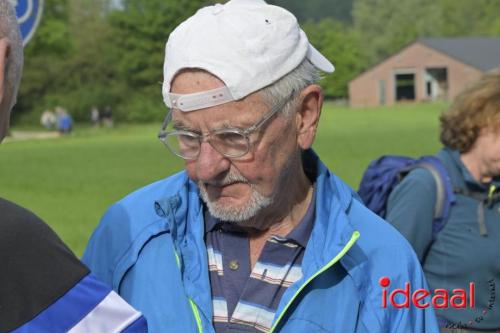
420,37,500,71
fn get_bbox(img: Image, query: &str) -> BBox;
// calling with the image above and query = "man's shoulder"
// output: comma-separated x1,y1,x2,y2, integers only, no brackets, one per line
315,165,422,268
0,197,44,230
106,170,190,222
0,197,85,266
317,163,420,261
82,172,191,290
119,171,188,207
0,198,92,332
90,171,190,241
83,172,190,274
0,198,59,250
345,200,439,332
348,198,421,263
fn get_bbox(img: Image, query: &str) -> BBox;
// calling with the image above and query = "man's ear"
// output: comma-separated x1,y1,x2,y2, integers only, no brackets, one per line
0,37,11,103
0,38,12,141
294,84,323,150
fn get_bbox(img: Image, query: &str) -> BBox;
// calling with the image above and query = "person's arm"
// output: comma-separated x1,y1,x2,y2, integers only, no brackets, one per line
0,198,147,333
385,168,437,262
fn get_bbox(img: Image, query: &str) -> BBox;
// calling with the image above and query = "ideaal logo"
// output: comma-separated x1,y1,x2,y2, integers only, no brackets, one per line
379,277,475,309
379,277,497,329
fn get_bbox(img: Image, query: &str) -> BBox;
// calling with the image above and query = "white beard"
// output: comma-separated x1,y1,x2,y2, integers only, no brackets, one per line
198,171,273,222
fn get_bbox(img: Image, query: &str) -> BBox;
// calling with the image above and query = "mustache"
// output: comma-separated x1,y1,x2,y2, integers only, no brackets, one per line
200,171,249,187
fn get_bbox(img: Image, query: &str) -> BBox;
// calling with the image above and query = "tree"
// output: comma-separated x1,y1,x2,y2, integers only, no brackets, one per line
14,0,116,122
16,0,214,123
14,0,73,123
103,0,213,121
14,0,499,124
268,0,354,24
438,0,500,36
353,0,442,67
303,19,366,98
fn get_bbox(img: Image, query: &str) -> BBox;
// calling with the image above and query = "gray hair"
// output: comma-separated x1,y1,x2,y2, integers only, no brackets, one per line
260,59,322,116
0,0,23,111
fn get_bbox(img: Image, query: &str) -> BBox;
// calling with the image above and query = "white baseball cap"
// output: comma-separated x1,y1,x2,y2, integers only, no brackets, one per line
162,0,335,112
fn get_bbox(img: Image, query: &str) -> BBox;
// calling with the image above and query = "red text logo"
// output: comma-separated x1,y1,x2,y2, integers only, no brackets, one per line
379,277,475,309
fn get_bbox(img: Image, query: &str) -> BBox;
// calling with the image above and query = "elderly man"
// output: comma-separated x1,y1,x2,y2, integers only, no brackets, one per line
83,1,439,332
0,1,147,332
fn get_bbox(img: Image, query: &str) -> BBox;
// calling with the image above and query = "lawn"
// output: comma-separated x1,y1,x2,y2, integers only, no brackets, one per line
0,102,447,256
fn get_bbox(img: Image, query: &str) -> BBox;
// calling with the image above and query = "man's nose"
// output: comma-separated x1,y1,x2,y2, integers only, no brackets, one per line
196,141,230,182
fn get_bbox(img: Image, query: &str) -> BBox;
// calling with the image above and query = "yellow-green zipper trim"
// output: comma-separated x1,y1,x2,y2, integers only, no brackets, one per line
174,251,181,268
174,250,203,333
488,185,496,200
269,230,361,333
189,298,203,333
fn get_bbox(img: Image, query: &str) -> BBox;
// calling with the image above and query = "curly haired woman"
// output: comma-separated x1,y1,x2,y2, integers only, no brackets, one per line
386,70,500,333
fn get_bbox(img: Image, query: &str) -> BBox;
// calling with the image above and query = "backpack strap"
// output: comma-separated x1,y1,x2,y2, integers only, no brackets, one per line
402,156,456,239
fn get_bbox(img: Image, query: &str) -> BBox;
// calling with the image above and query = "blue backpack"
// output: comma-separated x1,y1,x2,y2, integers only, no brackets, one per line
358,156,456,239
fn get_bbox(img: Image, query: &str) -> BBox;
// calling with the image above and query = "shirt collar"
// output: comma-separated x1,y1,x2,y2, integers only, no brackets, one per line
204,206,221,233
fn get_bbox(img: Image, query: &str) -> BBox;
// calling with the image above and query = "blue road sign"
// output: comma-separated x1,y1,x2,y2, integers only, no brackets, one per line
10,0,44,46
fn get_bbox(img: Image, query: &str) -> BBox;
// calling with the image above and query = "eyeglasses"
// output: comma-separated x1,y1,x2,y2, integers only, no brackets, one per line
158,98,288,160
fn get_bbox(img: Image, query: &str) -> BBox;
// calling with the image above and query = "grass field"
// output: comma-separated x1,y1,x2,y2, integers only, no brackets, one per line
0,102,447,256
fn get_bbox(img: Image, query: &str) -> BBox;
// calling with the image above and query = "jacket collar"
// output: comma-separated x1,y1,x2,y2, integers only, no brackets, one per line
294,150,359,276
440,147,500,191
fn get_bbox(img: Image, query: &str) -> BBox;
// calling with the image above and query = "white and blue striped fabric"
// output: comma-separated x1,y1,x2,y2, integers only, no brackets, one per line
11,274,147,333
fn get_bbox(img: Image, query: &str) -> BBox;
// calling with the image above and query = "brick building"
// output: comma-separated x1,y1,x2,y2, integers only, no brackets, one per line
348,38,500,108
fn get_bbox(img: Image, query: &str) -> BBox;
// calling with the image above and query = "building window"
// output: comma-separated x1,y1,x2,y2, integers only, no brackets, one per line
424,67,448,101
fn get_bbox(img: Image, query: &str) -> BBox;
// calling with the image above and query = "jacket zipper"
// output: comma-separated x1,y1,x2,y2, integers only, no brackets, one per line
269,230,361,333
189,298,203,333
487,184,497,207
174,251,204,333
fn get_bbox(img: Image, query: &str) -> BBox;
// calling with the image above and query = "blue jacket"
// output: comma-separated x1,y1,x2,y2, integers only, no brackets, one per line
83,151,438,332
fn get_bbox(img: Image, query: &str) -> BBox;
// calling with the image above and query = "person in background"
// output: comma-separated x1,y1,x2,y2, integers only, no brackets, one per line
40,109,56,130
101,105,114,128
55,106,73,134
91,106,100,127
386,70,500,332
83,0,439,332
0,1,147,331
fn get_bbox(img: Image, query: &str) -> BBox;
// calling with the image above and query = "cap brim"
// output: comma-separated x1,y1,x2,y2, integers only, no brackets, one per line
307,44,335,73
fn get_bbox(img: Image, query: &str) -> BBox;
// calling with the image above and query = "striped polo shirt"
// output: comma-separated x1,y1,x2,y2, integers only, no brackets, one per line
204,188,316,333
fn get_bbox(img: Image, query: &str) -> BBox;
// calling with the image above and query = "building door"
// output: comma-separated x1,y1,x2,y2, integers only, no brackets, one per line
395,73,415,101
379,80,386,105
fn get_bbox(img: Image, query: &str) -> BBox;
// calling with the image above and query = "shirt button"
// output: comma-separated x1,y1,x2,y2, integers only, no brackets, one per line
229,260,239,271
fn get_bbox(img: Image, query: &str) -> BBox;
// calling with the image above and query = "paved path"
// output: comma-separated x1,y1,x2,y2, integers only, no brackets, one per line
4,131,61,142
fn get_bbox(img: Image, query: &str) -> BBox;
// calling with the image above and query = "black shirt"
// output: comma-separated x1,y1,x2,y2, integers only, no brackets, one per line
0,198,89,333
